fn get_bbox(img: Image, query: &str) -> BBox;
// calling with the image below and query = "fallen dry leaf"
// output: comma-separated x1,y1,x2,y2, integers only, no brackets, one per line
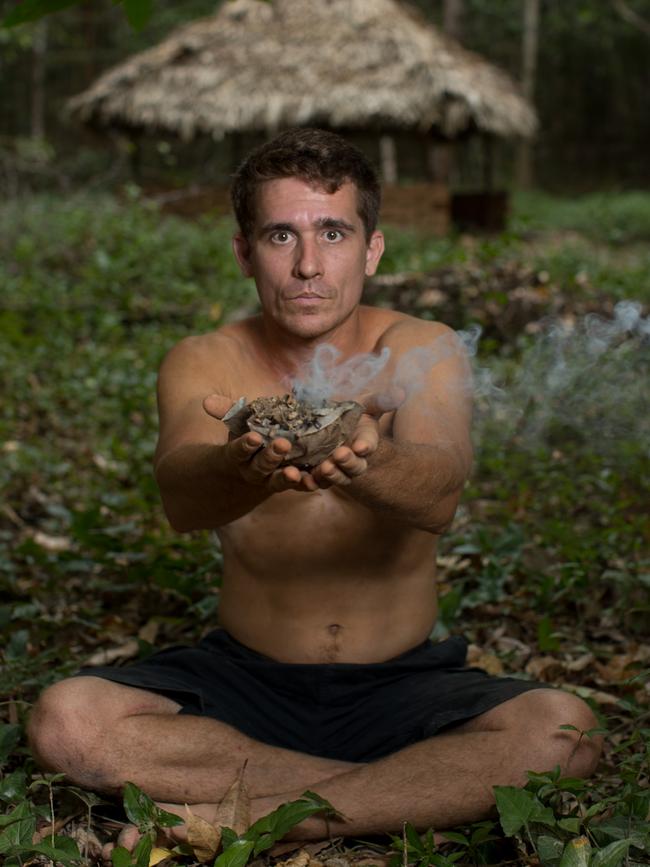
561,683,621,708
148,846,174,867
565,653,595,672
525,655,566,682
214,762,250,836
467,645,504,675
32,530,73,552
69,826,104,861
270,840,333,858
282,850,311,867
85,640,140,667
185,808,221,863
595,646,650,685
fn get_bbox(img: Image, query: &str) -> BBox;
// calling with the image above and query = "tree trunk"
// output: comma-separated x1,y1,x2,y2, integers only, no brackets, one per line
379,134,398,184
31,20,48,139
443,0,464,41
516,0,540,188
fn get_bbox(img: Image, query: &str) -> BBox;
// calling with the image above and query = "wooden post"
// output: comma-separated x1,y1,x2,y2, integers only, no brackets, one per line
31,20,47,139
516,0,540,188
379,134,398,184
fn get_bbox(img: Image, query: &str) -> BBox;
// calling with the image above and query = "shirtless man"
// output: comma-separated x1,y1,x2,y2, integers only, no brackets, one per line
28,128,600,841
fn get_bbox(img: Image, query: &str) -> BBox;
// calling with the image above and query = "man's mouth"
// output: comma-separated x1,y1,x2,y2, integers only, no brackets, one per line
286,292,331,301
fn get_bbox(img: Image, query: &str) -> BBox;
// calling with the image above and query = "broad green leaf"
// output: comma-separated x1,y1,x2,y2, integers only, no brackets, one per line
0,800,36,839
494,786,536,836
2,0,78,27
123,782,158,830
32,835,82,862
0,768,27,803
220,827,239,850
530,803,558,828
214,837,255,867
440,830,468,845
537,834,564,863
405,821,423,850
246,791,337,856
469,823,500,846
590,839,634,867
558,837,592,867
67,785,107,809
123,782,183,831
557,777,587,793
558,817,583,834
122,0,153,31
112,845,134,867
0,724,21,766
133,833,154,867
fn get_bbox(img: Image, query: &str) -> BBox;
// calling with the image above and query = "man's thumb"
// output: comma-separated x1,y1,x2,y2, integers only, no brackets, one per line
203,394,236,419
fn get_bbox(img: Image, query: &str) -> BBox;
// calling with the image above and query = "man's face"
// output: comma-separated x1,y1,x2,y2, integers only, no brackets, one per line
232,177,384,341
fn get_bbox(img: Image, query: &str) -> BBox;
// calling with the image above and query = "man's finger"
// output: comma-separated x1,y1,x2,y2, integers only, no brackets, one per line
228,432,264,463
203,394,236,419
248,438,293,478
350,415,380,456
358,386,406,418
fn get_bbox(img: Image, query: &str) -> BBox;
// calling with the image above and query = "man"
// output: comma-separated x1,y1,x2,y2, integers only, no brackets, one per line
28,129,600,842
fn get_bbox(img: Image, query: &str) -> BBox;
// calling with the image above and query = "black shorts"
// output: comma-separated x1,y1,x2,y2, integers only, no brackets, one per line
77,630,547,762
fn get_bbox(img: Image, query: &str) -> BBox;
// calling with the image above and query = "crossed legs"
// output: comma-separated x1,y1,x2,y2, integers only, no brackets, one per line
28,675,602,839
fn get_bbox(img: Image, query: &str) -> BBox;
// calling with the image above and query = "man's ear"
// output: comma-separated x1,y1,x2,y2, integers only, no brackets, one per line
365,230,385,277
232,233,254,277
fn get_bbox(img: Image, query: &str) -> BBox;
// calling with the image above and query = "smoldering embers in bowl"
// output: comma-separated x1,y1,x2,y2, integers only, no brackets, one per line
222,393,363,469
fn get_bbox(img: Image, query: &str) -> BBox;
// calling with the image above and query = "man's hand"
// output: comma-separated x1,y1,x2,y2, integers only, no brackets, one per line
310,390,403,489
203,394,319,493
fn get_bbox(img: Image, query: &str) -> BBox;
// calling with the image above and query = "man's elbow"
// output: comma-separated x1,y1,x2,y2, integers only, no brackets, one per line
419,489,463,535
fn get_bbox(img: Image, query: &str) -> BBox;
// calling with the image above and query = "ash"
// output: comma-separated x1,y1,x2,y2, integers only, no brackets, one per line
248,393,328,434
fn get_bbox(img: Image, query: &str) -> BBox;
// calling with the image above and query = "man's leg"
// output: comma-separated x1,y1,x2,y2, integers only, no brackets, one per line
27,676,357,804
250,688,602,837
30,680,602,840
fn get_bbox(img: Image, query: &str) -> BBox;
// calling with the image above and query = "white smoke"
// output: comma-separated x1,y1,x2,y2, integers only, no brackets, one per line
287,301,648,460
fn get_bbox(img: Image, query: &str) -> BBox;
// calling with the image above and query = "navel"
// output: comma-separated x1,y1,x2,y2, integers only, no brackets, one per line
327,623,343,635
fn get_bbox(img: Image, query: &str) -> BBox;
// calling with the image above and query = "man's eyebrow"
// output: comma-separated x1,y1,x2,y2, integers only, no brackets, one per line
314,217,356,232
259,221,295,235
259,218,357,235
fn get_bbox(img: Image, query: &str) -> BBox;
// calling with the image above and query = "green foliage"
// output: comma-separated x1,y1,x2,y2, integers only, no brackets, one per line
215,790,338,867
2,0,154,30
493,756,650,866
512,190,650,246
1,191,649,865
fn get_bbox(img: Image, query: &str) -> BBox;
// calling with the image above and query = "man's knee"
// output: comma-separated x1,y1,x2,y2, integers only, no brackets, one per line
28,677,124,789
508,688,602,778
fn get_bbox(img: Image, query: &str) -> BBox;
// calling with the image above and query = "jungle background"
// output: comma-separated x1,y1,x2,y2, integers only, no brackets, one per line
0,1,649,866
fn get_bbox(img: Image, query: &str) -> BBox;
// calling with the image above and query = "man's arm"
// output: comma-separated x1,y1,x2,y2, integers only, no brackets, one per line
153,335,316,532
310,320,473,534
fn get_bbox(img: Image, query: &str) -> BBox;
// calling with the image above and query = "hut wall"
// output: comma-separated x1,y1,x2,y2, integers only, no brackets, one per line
381,183,450,235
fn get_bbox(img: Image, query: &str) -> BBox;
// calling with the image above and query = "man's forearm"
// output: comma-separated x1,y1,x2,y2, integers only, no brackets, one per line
344,438,468,534
155,444,270,532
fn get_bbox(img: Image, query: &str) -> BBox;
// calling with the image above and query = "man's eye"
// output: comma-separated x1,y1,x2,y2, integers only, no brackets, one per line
324,229,343,242
271,231,292,244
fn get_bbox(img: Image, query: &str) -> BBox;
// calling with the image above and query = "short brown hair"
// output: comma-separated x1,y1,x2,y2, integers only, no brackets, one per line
230,128,381,240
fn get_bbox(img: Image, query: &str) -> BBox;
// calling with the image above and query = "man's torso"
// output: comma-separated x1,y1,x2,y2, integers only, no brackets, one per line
187,306,442,663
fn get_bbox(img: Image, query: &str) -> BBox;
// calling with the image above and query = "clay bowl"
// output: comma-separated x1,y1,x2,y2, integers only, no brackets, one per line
222,393,363,469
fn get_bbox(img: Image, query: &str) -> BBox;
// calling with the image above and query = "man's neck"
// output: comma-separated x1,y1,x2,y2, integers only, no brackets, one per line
256,310,366,380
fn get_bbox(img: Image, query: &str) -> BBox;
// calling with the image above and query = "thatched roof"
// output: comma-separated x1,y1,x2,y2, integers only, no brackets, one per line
68,0,537,141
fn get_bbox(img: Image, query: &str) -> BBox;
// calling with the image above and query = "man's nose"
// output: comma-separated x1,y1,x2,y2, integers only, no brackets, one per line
293,237,323,280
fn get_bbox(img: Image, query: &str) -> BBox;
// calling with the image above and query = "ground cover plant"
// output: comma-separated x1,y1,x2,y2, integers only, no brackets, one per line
1,190,648,866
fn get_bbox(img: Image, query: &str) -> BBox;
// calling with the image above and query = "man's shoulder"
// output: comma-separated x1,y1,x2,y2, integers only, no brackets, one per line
162,319,258,368
362,306,455,352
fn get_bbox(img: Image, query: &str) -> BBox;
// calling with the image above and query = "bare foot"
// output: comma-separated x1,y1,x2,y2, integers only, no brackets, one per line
101,801,220,862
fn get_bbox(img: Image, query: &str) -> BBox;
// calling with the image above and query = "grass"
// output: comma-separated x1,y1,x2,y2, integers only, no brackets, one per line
1,189,649,865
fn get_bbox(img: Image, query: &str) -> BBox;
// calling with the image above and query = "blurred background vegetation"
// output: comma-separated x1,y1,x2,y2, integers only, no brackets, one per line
0,1,649,864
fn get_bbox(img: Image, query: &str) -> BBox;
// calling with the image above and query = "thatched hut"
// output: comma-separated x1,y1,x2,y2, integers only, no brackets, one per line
68,0,537,231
